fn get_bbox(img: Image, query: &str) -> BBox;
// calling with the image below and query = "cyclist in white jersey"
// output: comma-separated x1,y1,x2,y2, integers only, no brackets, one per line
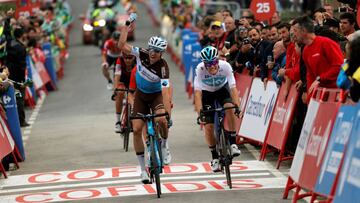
194,46,241,172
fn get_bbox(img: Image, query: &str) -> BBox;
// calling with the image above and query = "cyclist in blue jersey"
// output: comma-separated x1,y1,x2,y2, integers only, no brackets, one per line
118,16,172,184
194,46,241,172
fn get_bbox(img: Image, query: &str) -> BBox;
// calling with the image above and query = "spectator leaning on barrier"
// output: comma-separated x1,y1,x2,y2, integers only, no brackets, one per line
295,16,343,102
270,40,287,87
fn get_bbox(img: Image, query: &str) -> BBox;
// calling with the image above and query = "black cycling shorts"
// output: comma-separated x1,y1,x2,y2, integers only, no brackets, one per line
106,55,118,68
202,84,233,123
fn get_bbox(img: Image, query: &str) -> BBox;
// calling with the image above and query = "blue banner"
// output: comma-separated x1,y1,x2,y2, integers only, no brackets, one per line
26,56,37,102
314,104,357,196
183,37,198,88
42,42,58,88
189,42,202,84
333,103,360,203
3,85,25,160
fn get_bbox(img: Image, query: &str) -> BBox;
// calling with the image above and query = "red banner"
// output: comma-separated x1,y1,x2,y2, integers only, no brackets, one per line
297,100,339,191
250,0,276,21
265,84,298,149
0,113,14,160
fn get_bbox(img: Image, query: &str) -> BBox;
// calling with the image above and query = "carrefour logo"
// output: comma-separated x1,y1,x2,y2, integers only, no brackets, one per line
2,95,11,105
192,51,201,58
264,94,276,125
245,93,276,125
185,44,192,52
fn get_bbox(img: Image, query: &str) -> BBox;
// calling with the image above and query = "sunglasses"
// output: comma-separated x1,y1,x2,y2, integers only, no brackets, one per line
124,56,134,60
149,48,162,53
204,60,218,68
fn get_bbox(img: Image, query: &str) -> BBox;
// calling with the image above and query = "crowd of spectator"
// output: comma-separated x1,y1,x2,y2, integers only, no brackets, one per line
162,0,359,103
0,0,72,127
160,0,360,151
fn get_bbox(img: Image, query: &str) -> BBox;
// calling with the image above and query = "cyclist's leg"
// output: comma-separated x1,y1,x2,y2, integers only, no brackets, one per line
201,90,219,165
102,55,114,83
132,90,149,181
219,85,241,156
152,93,168,140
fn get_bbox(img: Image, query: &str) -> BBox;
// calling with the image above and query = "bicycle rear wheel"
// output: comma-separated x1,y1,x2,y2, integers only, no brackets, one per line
150,136,162,198
220,130,232,189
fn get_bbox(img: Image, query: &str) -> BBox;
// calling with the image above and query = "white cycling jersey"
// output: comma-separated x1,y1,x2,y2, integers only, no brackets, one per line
194,60,236,92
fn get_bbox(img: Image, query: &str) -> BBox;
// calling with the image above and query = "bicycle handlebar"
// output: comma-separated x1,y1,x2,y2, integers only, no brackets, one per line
197,105,240,125
114,88,135,93
201,105,238,114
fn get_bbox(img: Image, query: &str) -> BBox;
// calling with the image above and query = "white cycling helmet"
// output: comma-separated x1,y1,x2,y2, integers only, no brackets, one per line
148,36,168,52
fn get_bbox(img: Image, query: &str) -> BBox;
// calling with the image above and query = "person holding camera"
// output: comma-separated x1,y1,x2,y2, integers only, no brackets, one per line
222,16,238,65
233,37,255,74
248,28,273,87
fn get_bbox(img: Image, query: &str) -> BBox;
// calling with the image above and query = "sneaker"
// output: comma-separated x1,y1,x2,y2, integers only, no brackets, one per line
107,82,113,91
140,170,150,184
162,146,172,165
211,159,221,172
231,144,241,157
115,122,123,134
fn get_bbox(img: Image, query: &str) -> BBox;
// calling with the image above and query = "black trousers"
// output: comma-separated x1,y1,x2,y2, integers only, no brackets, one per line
16,87,26,125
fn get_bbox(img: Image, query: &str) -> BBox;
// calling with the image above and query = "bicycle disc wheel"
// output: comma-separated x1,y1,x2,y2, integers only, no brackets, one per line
220,130,232,189
150,136,162,198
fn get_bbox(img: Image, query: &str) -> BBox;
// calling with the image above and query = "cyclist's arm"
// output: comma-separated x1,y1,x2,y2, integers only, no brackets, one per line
114,59,121,88
101,41,108,64
160,63,171,116
118,25,132,55
194,65,203,115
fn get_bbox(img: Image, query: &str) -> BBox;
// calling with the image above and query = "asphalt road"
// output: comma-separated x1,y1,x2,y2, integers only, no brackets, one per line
0,1,297,202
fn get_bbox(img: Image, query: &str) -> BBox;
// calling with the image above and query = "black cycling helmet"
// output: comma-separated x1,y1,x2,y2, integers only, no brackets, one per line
111,31,120,40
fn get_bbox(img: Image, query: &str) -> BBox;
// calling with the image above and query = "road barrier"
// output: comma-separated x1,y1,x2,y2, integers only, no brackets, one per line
261,84,299,168
146,4,360,202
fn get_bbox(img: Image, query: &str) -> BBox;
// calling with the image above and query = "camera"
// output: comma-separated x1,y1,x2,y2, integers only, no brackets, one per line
224,41,231,49
337,7,349,12
242,37,251,45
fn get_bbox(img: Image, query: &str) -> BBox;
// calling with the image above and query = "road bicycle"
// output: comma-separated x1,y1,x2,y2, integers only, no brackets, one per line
198,104,238,189
113,88,134,152
130,112,169,198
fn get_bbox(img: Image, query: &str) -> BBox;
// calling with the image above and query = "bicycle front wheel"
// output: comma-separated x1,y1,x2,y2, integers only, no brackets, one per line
220,130,232,189
150,136,162,198
123,104,131,152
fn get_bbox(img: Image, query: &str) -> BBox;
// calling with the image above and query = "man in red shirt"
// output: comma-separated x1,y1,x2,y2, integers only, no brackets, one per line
293,16,343,102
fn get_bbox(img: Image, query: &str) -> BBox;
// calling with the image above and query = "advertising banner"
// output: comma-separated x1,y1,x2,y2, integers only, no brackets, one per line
42,42,58,87
297,101,339,190
3,85,25,160
238,78,279,142
289,99,320,182
265,84,298,149
333,104,360,203
314,104,357,197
